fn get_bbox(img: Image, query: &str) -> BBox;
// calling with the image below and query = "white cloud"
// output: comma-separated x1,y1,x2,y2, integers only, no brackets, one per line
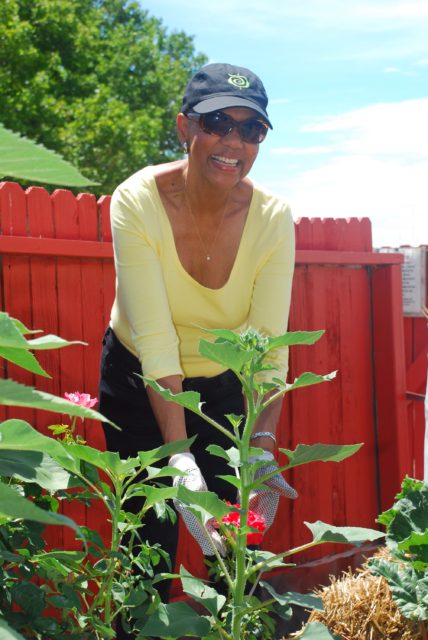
271,146,334,156
302,99,428,157
286,155,427,247
266,98,428,247
156,0,428,30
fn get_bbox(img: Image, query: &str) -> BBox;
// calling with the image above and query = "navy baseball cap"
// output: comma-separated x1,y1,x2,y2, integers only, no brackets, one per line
181,63,272,128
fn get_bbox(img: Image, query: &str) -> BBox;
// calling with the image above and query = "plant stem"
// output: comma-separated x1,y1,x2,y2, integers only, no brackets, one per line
230,376,257,640
86,476,122,627
420,621,427,640
248,540,325,577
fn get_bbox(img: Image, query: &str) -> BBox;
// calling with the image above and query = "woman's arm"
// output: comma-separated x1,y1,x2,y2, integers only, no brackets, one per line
146,374,189,445
246,202,295,448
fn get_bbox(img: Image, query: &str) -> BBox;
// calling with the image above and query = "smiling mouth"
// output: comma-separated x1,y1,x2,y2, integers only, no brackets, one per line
211,155,239,167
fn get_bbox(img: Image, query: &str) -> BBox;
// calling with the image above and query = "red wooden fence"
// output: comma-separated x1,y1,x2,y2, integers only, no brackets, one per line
405,314,428,478
1,181,425,591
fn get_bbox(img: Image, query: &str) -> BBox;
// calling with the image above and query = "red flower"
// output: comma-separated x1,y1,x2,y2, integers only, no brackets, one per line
64,391,98,409
221,503,266,545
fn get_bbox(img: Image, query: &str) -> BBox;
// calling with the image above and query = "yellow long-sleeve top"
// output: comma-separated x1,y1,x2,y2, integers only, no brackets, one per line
110,166,295,381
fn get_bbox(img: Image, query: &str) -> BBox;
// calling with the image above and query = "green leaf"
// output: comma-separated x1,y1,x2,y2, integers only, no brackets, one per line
287,371,337,391
217,475,241,490
398,531,428,571
0,123,98,186
378,479,428,570
305,521,385,547
0,312,84,350
0,312,32,349
267,330,325,350
369,557,428,621
11,581,45,616
206,445,240,468
60,441,132,475
180,566,226,616
33,549,85,564
260,581,323,611
143,378,204,414
248,548,295,570
0,482,79,532
394,477,426,501
137,437,196,468
0,346,50,377
0,420,79,473
26,334,86,351
298,621,343,639
176,485,231,522
199,338,253,373
10,317,42,336
226,413,244,429
280,443,363,470
136,601,211,637
0,449,71,491
0,617,27,639
145,465,182,481
199,328,241,342
0,379,114,425
0,312,48,376
132,485,178,509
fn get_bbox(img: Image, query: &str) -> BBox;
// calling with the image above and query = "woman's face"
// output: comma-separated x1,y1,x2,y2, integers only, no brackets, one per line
178,106,263,189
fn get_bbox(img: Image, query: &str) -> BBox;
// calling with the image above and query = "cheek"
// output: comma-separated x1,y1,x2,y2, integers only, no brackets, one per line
246,145,259,168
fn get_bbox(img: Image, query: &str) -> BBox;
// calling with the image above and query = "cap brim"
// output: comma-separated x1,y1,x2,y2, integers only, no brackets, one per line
192,97,272,128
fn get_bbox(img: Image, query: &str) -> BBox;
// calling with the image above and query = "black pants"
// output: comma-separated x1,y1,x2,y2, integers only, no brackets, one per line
99,327,244,636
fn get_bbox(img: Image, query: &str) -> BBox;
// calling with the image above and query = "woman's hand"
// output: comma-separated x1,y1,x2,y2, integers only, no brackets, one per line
169,452,226,556
248,451,298,530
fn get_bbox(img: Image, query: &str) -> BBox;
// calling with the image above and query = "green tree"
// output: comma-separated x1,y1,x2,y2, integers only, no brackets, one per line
0,0,207,194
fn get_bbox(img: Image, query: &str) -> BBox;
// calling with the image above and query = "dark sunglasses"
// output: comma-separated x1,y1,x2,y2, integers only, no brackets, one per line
186,110,269,144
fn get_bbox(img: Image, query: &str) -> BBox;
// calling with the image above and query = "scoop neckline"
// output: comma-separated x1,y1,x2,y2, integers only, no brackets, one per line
151,174,256,292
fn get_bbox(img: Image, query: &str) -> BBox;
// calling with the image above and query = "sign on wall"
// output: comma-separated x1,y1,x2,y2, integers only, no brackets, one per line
378,246,427,317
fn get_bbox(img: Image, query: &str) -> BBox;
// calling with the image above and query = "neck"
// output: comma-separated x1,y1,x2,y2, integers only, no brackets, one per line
182,165,232,218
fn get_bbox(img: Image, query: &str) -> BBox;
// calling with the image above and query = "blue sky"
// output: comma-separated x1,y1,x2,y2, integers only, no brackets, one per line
141,0,427,248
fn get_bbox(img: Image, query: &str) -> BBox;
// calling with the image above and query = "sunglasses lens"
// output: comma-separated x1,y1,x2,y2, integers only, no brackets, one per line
197,111,269,144
202,112,233,136
240,120,268,144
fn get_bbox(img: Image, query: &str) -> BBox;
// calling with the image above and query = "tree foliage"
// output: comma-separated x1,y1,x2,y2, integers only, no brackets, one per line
0,0,207,194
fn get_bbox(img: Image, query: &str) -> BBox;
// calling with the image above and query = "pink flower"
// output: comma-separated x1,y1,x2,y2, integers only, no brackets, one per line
220,503,266,545
64,391,98,409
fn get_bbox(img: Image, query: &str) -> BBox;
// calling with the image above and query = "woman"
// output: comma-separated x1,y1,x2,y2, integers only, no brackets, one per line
99,62,297,630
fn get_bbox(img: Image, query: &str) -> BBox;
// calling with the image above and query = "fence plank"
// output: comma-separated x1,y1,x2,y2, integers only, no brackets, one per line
52,189,87,550
98,196,115,334
76,192,112,544
26,185,64,551
372,264,411,509
0,182,34,424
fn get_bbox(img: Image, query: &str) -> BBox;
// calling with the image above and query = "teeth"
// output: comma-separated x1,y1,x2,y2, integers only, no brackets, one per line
212,155,238,166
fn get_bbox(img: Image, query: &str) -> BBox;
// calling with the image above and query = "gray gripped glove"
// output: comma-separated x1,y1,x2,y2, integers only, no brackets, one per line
248,451,298,531
168,452,226,557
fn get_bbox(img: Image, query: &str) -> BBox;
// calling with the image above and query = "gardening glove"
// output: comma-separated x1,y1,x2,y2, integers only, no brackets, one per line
169,452,226,556
248,451,298,531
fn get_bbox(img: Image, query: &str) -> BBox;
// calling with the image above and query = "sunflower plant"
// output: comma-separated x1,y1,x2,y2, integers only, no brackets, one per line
143,328,385,640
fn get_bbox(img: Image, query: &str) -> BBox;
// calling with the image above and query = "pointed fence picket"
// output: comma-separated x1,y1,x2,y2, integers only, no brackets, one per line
0,181,425,593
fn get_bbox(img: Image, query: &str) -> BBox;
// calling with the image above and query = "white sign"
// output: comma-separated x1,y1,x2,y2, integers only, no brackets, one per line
400,248,427,316
378,246,427,316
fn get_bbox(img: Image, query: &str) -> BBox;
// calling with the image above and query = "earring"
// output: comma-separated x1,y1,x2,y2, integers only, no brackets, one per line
183,141,189,154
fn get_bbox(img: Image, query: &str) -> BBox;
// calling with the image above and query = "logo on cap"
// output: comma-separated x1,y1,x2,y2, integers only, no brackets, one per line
227,73,250,90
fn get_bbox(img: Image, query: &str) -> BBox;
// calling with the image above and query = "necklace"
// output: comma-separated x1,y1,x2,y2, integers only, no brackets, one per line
184,191,229,261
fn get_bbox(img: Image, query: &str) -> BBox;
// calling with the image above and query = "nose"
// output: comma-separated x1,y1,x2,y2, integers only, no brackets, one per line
222,125,244,147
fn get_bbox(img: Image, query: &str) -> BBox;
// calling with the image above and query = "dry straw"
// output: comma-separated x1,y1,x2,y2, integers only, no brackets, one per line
285,549,423,640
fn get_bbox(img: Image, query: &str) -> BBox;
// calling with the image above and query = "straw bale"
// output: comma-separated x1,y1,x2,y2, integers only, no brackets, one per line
286,551,424,640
